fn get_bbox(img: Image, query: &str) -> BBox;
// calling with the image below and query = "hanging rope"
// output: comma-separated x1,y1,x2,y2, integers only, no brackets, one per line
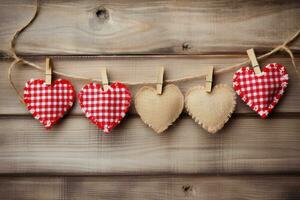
7,0,300,103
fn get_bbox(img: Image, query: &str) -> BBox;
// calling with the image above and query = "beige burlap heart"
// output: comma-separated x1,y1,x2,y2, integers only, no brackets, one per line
135,84,184,134
185,84,236,134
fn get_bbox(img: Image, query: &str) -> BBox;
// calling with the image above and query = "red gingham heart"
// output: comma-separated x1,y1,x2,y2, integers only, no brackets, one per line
233,63,288,118
24,79,76,128
78,82,131,133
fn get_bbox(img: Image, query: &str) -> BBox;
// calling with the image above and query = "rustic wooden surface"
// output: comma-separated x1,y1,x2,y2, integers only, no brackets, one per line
0,0,300,199
0,116,299,174
0,0,300,55
1,176,300,200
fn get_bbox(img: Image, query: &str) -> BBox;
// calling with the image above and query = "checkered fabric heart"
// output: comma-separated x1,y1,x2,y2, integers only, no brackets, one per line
24,79,76,128
78,82,131,133
233,63,288,118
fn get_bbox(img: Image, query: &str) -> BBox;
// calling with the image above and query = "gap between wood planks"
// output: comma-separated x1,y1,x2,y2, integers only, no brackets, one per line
0,113,299,118
0,174,300,178
1,53,300,59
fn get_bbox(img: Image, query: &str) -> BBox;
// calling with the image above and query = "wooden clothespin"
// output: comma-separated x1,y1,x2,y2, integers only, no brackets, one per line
247,48,261,74
156,67,164,95
205,66,214,93
45,57,52,85
101,68,109,91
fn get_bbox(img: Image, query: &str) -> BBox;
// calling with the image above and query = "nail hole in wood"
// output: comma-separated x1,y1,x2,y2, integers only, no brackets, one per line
182,184,193,193
182,42,191,51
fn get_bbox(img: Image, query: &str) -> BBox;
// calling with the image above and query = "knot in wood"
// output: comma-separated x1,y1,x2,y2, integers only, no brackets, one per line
95,7,109,21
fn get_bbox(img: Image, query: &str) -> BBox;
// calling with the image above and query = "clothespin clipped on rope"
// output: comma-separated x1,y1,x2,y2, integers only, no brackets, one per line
205,66,214,93
45,57,52,85
101,68,109,92
247,48,261,74
156,67,164,95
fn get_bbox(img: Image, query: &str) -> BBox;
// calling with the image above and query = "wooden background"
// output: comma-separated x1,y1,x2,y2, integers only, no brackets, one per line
0,0,300,199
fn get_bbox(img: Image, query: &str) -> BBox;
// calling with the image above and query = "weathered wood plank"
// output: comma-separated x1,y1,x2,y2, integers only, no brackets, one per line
0,177,62,200
0,116,299,174
1,56,299,115
0,176,299,200
0,0,299,55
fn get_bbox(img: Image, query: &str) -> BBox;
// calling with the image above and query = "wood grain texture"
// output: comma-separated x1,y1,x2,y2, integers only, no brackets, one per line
1,0,300,198
1,56,300,115
0,177,62,200
0,116,299,175
0,0,300,55
0,176,300,200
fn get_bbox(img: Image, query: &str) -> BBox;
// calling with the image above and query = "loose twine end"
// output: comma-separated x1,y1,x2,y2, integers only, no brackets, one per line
6,0,300,103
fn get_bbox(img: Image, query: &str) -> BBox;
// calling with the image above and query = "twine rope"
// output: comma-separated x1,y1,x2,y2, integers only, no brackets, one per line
7,0,300,103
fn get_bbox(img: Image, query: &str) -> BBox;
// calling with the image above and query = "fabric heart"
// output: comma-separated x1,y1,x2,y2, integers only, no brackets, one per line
24,79,75,128
185,84,236,134
233,63,288,118
135,84,184,134
78,82,131,133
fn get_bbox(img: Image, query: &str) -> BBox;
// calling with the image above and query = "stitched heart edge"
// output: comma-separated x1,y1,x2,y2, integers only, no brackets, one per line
232,63,288,118
24,79,76,129
78,82,131,133
135,84,184,134
185,84,236,134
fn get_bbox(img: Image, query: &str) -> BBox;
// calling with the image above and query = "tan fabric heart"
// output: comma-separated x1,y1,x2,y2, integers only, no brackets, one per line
185,84,236,134
135,84,184,134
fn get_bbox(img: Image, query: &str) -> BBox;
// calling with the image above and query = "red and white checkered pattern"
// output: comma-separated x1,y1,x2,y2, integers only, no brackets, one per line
233,63,288,118
78,82,131,133
24,79,76,128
